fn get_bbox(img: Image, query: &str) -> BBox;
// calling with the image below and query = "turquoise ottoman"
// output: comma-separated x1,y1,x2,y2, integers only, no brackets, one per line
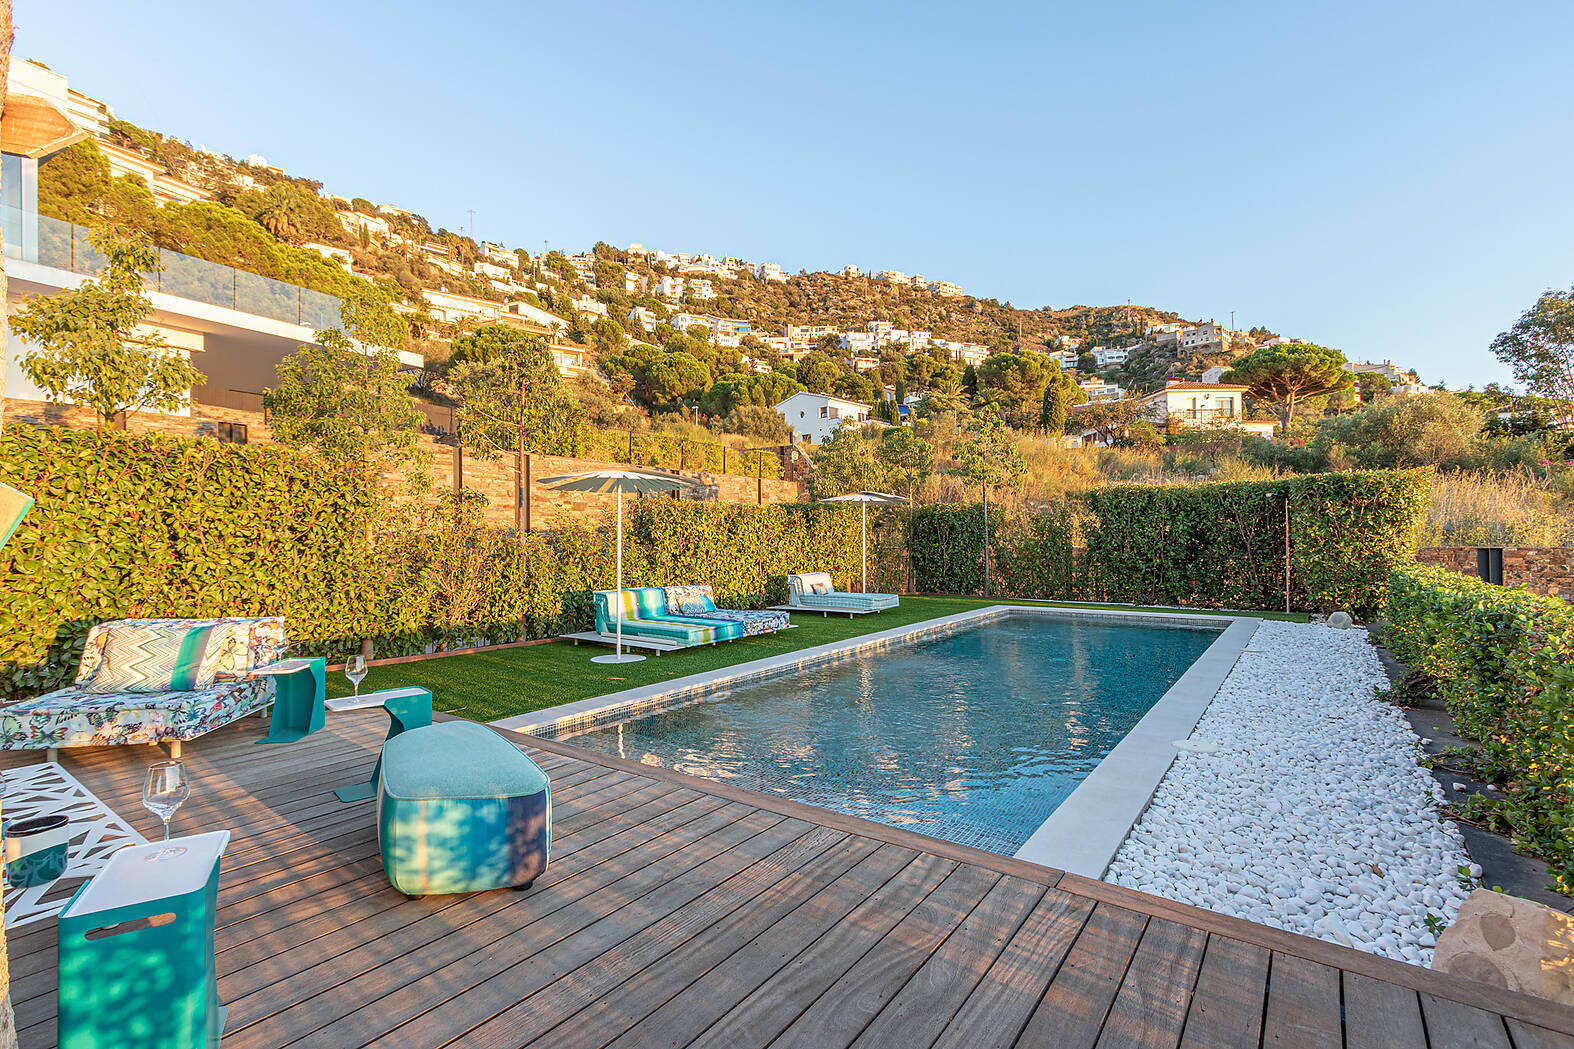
377,721,551,895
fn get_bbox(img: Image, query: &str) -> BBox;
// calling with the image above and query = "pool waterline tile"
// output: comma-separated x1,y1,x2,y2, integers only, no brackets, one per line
494,606,1258,874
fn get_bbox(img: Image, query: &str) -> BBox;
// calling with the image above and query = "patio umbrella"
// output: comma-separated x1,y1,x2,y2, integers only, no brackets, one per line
817,491,907,593
538,468,699,664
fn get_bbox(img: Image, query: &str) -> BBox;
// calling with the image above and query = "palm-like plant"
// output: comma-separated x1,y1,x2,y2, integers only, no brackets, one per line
255,186,302,242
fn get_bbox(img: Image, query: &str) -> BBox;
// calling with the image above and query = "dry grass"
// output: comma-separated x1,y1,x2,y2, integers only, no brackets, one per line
1421,468,1574,547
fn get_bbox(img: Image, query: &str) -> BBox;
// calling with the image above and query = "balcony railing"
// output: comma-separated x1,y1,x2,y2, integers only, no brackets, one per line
5,209,344,332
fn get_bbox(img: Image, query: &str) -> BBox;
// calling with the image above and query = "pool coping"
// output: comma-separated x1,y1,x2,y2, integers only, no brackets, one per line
490,604,1262,878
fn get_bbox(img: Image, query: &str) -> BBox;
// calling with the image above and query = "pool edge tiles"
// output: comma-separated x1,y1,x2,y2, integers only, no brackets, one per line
492,605,1230,743
1013,614,1261,878
492,606,1259,878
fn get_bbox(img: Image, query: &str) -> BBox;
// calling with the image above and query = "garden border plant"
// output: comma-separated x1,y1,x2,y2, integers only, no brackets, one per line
1384,563,1574,892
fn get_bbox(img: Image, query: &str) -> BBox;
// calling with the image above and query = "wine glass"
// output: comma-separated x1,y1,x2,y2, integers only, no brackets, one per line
142,760,191,860
345,655,368,697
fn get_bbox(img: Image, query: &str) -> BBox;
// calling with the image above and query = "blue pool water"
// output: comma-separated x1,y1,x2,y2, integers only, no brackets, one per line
565,613,1222,855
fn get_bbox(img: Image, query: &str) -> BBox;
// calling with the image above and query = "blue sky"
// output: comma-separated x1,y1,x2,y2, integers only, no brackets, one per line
21,0,1574,387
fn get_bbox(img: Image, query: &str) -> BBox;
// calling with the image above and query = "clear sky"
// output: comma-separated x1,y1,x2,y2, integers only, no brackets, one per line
19,0,1574,388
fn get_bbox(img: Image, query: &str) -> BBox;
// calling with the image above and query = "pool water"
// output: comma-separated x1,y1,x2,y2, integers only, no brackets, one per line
565,614,1221,855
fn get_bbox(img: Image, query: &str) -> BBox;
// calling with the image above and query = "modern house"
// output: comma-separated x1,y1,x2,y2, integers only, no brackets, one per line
1091,346,1129,368
1134,381,1275,437
774,391,872,445
1179,322,1228,354
2,78,419,438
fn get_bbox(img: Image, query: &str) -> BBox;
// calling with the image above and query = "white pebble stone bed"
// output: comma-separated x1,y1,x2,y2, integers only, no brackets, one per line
1104,619,1475,967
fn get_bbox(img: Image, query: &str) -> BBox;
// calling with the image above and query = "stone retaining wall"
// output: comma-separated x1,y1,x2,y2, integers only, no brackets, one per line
3,397,805,529
1417,545,1574,601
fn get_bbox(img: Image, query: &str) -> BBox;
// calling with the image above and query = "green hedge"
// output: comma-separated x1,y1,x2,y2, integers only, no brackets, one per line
1385,564,1574,891
907,503,1079,599
0,426,381,701
1083,470,1428,617
0,427,851,701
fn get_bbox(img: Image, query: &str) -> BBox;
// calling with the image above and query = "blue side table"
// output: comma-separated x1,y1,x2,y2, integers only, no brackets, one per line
250,657,326,744
325,686,434,802
57,830,230,1049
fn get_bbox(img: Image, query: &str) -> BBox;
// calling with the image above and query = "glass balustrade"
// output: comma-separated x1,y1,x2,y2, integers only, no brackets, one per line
6,209,344,331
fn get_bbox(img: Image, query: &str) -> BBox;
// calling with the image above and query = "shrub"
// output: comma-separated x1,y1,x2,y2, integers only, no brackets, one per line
0,427,854,701
1082,469,1428,616
1385,564,1574,890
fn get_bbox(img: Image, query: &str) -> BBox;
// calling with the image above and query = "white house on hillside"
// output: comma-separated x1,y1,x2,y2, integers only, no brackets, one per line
774,391,872,445
1134,381,1275,438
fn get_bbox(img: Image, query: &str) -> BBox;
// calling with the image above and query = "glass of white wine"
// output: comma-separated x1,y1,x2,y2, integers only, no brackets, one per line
345,655,368,697
142,760,191,860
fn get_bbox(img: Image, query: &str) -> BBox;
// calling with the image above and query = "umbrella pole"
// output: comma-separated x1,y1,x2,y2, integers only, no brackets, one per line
615,486,624,658
861,502,868,593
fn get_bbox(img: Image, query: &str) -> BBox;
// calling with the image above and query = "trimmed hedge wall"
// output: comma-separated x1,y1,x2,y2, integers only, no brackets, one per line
907,470,1427,615
1385,564,1574,891
0,426,382,701
0,427,871,701
1084,470,1428,617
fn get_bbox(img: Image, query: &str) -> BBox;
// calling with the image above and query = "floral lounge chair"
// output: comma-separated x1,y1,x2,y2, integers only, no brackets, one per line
591,586,790,649
0,616,302,758
786,572,900,615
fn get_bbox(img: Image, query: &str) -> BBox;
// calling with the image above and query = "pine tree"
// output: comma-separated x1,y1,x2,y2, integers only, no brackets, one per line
1040,381,1067,434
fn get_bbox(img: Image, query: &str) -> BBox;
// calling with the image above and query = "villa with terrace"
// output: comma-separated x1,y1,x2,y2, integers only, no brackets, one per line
0,40,1571,1049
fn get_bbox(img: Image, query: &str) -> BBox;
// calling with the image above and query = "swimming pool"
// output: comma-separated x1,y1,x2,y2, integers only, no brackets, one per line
561,612,1223,855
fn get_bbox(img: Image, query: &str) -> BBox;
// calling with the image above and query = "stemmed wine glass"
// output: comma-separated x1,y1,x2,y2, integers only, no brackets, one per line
345,655,368,697
142,760,191,860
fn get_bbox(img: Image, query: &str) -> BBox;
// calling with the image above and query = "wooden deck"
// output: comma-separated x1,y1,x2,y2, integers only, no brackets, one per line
7,713,1573,1049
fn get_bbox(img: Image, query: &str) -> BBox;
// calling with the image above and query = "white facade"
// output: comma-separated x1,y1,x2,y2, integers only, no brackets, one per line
1180,322,1227,353
840,264,863,278
1091,346,1128,368
774,391,872,445
756,262,787,282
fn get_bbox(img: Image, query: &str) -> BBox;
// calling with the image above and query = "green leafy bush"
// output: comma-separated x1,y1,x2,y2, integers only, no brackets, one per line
1083,469,1428,616
0,427,846,701
1385,564,1574,891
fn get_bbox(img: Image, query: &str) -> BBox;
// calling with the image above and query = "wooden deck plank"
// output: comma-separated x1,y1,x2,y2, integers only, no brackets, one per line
1093,918,1209,1049
600,843,922,1049
930,888,1096,1049
11,716,1573,1049
1422,993,1514,1049
223,797,750,1041
1509,1021,1574,1049
1260,953,1342,1049
685,853,959,1049
368,816,821,1049
767,862,1002,1049
847,874,1045,1049
1175,936,1269,1049
1343,971,1426,1049
530,835,896,1049
428,824,854,1048
1015,902,1148,1048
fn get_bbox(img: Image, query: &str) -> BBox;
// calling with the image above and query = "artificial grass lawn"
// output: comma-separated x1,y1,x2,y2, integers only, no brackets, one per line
326,596,1309,724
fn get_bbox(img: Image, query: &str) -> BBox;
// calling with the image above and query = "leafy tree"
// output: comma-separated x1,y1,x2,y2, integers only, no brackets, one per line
877,426,934,506
698,372,803,417
449,336,583,535
808,428,885,498
590,317,627,356
720,404,793,444
10,230,205,431
447,323,535,367
1225,342,1353,429
1491,287,1574,419
950,408,1026,595
797,352,842,394
264,295,427,486
1071,399,1148,446
1040,379,1067,434
977,349,1058,427
1314,390,1483,468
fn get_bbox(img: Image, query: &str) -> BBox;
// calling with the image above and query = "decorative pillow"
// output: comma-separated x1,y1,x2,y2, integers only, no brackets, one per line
809,582,831,595
206,623,257,681
665,584,716,615
80,624,224,694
